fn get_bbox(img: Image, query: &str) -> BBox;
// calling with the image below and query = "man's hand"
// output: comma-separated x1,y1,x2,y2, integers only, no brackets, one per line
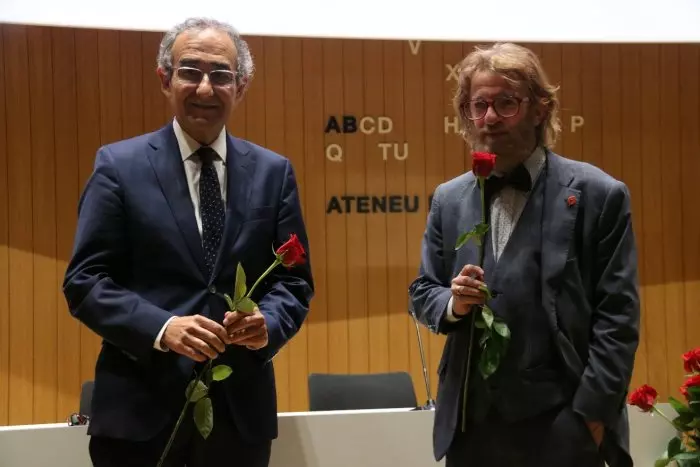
450,264,487,317
223,307,269,350
161,315,228,362
586,420,604,447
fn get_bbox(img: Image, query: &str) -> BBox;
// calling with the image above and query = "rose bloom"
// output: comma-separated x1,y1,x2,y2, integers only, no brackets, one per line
276,234,306,268
472,152,496,178
683,348,700,374
628,384,658,412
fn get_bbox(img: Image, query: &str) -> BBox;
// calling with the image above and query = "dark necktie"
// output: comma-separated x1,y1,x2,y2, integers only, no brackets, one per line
198,146,225,277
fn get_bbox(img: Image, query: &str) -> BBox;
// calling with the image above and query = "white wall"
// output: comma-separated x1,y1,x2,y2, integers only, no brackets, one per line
0,0,699,43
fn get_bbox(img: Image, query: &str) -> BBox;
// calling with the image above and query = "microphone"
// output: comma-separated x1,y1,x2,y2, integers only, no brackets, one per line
408,301,436,411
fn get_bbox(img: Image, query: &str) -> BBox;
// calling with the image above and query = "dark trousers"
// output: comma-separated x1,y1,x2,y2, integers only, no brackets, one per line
89,384,271,467
446,405,604,467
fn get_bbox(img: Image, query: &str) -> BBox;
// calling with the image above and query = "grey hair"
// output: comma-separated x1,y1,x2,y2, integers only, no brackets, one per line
157,17,254,88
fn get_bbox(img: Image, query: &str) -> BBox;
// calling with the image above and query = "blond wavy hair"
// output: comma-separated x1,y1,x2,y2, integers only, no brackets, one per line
453,42,561,149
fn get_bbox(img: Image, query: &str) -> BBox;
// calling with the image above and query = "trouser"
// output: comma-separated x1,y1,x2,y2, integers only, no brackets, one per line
446,404,605,467
89,383,271,467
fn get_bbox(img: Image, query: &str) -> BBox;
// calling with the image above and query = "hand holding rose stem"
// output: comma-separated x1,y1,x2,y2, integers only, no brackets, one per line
156,234,306,467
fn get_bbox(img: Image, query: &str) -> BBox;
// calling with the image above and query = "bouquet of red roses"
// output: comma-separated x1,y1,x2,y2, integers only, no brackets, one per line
628,347,700,466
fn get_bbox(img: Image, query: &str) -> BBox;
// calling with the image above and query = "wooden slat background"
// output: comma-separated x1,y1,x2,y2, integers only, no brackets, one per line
1,23,699,425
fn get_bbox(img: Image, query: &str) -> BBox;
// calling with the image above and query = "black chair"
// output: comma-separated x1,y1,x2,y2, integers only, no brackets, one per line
308,372,418,411
80,380,94,418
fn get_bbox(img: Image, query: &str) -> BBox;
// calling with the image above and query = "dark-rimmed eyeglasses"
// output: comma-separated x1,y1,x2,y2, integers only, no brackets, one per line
174,66,236,87
465,96,529,120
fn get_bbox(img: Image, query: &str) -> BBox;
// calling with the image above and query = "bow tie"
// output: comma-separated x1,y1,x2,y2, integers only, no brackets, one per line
483,164,532,200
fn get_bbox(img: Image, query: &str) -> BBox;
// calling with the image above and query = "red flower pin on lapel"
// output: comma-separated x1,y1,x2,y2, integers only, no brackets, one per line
567,195,577,207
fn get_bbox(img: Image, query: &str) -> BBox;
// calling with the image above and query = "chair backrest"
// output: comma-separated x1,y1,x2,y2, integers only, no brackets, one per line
80,380,94,417
308,372,417,411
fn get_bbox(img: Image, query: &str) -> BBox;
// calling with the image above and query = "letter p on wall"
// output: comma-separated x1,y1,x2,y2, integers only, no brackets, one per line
571,115,585,132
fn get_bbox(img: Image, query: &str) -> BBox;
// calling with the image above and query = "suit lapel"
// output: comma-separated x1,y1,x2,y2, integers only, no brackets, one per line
540,152,581,322
211,136,255,279
146,124,208,279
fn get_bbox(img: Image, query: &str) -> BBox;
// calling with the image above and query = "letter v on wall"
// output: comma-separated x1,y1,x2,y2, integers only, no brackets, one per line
408,40,421,55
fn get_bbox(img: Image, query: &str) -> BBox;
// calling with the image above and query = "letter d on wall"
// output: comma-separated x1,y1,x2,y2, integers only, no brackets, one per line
571,115,585,132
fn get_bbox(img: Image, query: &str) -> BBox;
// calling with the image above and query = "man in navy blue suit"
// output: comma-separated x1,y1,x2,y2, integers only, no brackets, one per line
63,17,314,467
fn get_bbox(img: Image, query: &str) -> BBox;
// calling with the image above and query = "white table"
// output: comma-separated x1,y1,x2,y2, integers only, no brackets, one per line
0,405,677,466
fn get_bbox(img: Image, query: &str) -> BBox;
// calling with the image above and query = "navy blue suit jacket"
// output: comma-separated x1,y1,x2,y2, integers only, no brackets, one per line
63,123,314,443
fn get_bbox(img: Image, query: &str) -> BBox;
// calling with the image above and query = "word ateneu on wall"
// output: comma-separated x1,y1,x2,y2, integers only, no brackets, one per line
326,194,435,214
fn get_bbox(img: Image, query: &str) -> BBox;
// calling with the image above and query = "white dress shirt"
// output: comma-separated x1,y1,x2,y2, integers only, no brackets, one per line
153,119,228,350
445,146,546,322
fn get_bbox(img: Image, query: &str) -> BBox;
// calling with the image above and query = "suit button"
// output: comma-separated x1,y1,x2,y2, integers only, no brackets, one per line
208,286,216,294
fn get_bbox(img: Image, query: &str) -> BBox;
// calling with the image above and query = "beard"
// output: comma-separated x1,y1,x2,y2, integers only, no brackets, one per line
466,118,538,171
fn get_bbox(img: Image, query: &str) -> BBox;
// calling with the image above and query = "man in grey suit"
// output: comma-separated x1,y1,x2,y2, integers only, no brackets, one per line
408,42,639,467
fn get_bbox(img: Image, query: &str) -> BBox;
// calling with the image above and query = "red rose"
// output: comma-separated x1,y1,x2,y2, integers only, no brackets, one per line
276,234,306,268
683,348,700,374
628,384,658,412
472,152,497,178
681,374,700,398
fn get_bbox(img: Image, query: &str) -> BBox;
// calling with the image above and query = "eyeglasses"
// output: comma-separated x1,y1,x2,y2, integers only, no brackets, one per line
174,66,236,87
465,96,529,120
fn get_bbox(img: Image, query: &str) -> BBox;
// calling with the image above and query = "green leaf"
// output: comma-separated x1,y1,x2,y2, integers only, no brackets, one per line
237,297,257,313
479,342,500,379
673,452,700,461
474,223,489,237
673,414,694,432
479,328,491,347
670,396,694,416
186,380,208,402
481,306,494,328
688,386,700,401
194,397,213,439
690,400,700,417
223,293,235,312
654,458,671,467
234,263,247,301
493,320,510,339
475,319,487,329
455,231,473,250
211,365,233,381
668,436,683,458
478,284,492,300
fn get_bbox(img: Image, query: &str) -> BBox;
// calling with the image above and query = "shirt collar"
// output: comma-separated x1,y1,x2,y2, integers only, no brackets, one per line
172,118,227,163
522,145,546,184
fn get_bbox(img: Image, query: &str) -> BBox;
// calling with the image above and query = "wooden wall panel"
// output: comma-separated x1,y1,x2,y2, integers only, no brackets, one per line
5,25,34,425
680,44,700,369
282,38,309,411
0,24,9,426
27,26,58,424
1,23,699,424
52,27,81,421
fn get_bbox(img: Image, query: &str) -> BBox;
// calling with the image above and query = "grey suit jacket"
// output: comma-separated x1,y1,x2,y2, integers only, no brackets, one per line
409,151,640,466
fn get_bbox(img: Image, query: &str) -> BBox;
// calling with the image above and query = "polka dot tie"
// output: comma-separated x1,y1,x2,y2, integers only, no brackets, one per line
198,147,225,277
